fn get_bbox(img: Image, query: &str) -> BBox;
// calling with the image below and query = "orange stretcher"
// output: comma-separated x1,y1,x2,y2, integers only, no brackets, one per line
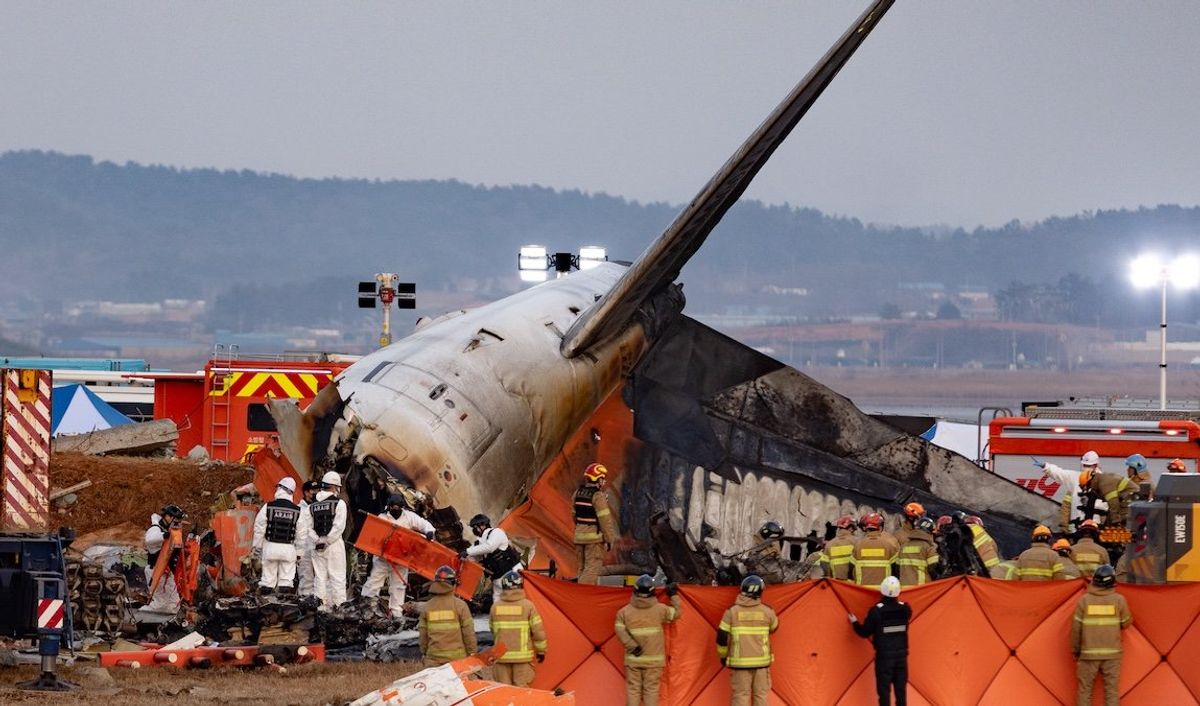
354,514,486,601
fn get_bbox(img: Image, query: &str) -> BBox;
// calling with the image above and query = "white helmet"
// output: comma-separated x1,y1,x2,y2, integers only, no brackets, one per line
276,477,296,493
1081,451,1100,467
880,576,902,598
321,471,342,488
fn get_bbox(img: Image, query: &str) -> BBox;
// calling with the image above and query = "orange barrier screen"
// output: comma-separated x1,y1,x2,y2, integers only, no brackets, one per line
523,573,1200,705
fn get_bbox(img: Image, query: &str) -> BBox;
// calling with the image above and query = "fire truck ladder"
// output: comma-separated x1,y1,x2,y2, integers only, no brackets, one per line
209,344,239,462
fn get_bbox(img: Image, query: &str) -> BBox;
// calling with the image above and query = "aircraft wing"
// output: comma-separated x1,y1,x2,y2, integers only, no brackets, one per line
560,0,894,358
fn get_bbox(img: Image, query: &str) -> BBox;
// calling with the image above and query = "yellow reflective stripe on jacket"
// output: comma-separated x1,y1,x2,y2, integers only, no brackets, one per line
575,528,603,541
629,626,663,636
829,545,853,557
626,651,666,666
728,625,773,668
1018,567,1054,578
1080,647,1123,657
595,508,611,517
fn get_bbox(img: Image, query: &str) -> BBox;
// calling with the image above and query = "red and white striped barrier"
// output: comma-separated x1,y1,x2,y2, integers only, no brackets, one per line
1,369,52,530
36,598,65,631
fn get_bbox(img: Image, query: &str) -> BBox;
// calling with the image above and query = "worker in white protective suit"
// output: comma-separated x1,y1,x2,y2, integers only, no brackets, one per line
1040,450,1108,534
143,504,185,613
462,514,523,603
252,477,309,595
361,493,436,617
307,471,349,609
296,480,321,596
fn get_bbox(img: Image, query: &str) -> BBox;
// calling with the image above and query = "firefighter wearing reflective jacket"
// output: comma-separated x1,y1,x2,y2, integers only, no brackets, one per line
574,463,619,585
419,565,477,667
822,515,857,581
362,494,435,617
1053,539,1082,579
1069,521,1111,580
741,522,786,584
850,576,912,706
615,574,681,706
252,477,308,594
717,575,778,706
1016,525,1068,581
1080,468,1136,527
489,571,547,687
894,502,925,548
307,471,349,609
963,515,1003,577
853,513,898,587
896,516,939,586
1072,565,1132,706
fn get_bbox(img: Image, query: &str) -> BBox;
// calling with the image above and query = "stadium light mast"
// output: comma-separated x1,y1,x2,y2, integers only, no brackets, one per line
1130,254,1200,410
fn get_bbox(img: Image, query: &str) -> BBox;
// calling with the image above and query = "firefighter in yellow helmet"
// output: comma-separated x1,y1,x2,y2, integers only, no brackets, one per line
1052,539,1081,579
574,463,619,584
615,575,681,706
1071,564,1132,706
1079,467,1136,528
896,516,940,586
1069,520,1110,580
488,571,547,687
717,575,778,706
821,515,857,581
418,566,477,667
894,501,925,547
1015,525,1068,581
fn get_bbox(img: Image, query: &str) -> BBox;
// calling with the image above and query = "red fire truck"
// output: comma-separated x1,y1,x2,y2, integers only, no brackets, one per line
131,354,354,462
987,402,1200,501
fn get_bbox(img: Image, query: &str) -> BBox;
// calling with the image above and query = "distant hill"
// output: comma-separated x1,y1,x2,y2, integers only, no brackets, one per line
2,150,1198,327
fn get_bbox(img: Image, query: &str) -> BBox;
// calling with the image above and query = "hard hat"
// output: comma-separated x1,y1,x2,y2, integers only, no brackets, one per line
583,463,608,482
758,521,784,540
1092,564,1117,589
1125,454,1147,472
935,515,953,533
434,565,458,586
1031,525,1052,542
1168,458,1187,473
633,574,656,597
835,515,856,530
468,513,491,529
499,570,524,591
276,477,296,494
914,516,936,534
161,504,185,519
965,515,983,527
1080,451,1100,467
903,502,925,519
880,576,902,598
1079,469,1096,488
1052,538,1071,552
321,471,342,487
302,480,321,493
1078,520,1100,537
861,512,884,531
386,493,407,509
740,575,765,598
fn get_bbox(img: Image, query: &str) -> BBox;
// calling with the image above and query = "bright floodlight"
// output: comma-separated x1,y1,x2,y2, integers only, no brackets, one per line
1130,255,1165,289
519,270,549,283
519,245,548,272
1170,255,1200,290
578,245,608,270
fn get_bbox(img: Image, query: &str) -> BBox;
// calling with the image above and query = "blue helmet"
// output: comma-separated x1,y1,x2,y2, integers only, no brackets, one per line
1125,454,1147,472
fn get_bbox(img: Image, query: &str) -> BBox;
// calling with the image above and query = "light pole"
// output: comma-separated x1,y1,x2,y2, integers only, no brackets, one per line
1130,254,1200,410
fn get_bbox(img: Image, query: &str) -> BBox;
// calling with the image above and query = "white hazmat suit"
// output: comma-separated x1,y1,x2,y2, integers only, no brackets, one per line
296,496,316,595
253,484,309,591
307,489,348,608
361,508,435,617
143,514,181,614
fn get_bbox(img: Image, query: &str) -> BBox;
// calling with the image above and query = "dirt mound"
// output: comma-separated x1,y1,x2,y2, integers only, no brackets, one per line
50,453,254,536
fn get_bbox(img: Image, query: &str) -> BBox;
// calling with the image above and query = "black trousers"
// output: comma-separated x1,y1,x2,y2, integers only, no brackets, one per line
875,652,907,706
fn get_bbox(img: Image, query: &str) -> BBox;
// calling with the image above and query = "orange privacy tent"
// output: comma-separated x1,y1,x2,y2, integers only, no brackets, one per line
522,573,1200,705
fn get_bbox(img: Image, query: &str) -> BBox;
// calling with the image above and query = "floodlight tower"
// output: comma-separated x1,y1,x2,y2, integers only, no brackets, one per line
358,274,416,348
1130,254,1200,410
517,245,608,282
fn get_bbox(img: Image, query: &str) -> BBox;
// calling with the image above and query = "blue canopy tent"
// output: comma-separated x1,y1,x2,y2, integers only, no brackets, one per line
51,384,133,436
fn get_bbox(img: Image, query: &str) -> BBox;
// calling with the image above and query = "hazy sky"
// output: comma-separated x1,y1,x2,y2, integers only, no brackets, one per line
4,2,1198,227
